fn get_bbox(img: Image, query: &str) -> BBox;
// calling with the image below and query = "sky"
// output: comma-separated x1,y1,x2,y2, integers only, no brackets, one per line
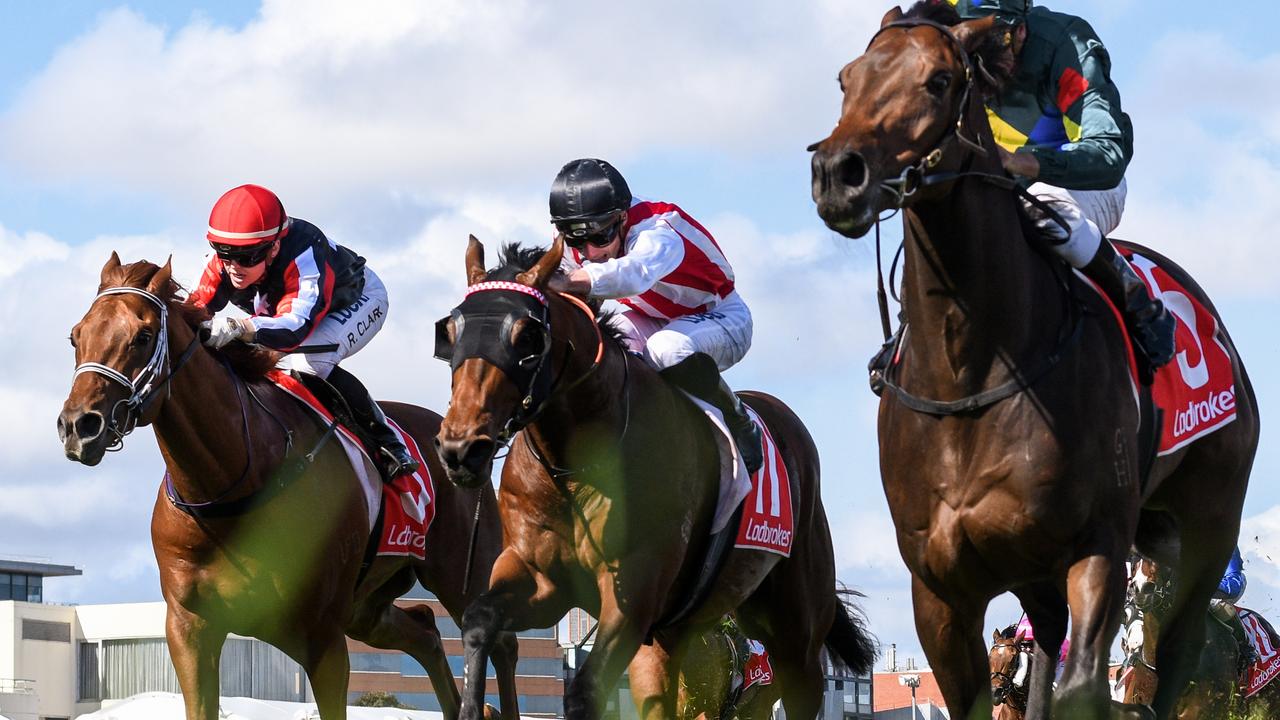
1,0,1277,672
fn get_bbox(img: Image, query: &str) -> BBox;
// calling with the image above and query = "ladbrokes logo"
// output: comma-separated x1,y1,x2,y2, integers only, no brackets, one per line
744,518,791,548
1172,386,1236,438
386,523,427,550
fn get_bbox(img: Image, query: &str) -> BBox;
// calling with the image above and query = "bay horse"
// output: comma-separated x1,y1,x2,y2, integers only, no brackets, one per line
1120,556,1280,719
808,4,1259,719
432,237,875,719
990,626,1031,720
57,254,518,720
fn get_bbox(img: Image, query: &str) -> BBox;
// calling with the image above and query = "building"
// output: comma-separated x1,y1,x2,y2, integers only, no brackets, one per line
0,560,565,719
872,645,948,720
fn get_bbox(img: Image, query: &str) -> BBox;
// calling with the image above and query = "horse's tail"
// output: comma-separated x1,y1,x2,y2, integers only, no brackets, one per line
825,585,877,675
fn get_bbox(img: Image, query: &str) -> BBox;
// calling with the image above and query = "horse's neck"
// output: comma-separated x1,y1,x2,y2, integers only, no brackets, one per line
899,176,1062,397
151,325,259,497
524,342,632,470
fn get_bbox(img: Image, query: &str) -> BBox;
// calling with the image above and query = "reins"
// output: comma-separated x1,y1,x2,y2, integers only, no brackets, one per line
866,18,1083,416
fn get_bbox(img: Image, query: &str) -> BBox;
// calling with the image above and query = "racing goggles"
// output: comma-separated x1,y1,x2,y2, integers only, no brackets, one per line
554,213,623,250
211,240,275,267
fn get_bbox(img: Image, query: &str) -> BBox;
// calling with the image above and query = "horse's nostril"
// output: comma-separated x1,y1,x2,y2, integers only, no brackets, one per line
834,151,868,189
57,415,68,442
463,439,495,470
75,412,104,441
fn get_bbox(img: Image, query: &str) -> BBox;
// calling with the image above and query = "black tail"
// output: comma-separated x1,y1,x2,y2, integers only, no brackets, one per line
825,586,877,675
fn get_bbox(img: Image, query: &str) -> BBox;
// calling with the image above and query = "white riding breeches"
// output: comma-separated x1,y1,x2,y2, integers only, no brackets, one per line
1023,178,1128,268
610,290,753,371
275,267,388,379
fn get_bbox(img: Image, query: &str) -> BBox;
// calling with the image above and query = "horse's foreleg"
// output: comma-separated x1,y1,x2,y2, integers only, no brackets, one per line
1151,530,1236,719
909,574,990,720
1014,583,1068,720
627,637,683,720
350,602,460,718
564,584,650,720
165,605,226,720
460,549,563,720
305,631,351,720
488,628,521,719
1055,552,1133,719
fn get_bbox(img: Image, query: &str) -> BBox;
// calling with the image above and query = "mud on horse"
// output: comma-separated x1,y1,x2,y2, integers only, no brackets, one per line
433,237,875,719
57,255,519,720
808,4,1258,719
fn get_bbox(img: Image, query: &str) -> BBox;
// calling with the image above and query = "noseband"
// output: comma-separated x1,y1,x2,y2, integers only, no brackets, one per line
72,287,200,451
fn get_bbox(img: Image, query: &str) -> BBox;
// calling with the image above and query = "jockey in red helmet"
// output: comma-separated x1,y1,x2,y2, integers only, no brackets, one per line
190,184,418,481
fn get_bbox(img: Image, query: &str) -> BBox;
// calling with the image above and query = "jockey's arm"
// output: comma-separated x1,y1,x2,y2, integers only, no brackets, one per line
1022,17,1132,190
578,220,685,300
188,254,231,312
247,249,331,351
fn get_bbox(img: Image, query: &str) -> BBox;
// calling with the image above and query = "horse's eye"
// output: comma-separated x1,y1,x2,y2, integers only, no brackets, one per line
134,329,154,347
927,71,953,97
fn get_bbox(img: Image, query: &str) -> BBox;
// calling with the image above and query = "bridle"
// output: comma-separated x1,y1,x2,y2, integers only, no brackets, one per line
436,281,615,449
71,286,200,451
990,639,1031,712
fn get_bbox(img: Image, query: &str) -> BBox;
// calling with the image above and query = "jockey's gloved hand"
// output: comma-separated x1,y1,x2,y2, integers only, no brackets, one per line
202,317,246,349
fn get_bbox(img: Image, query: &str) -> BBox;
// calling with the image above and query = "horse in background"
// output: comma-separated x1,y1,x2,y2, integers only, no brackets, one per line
808,4,1259,718
989,626,1031,720
1119,555,1280,719
58,255,517,720
433,237,875,719
678,618,782,720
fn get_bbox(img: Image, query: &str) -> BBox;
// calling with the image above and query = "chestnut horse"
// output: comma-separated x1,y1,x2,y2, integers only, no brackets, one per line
433,238,875,719
808,4,1259,719
1120,556,1280,719
990,626,1031,720
57,255,517,720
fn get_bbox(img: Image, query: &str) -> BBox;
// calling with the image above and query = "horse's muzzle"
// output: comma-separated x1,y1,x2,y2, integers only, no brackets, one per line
57,407,107,466
434,434,496,489
811,147,877,238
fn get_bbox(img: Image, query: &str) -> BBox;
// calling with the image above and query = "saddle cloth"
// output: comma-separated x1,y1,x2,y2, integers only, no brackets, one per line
268,370,437,560
1239,607,1280,697
742,639,775,690
680,394,795,558
1083,248,1238,454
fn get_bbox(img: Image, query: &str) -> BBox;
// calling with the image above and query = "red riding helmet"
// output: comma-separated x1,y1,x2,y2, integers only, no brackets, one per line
206,184,291,247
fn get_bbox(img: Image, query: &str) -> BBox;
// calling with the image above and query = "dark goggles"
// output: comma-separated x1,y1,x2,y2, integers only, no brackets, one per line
211,241,275,267
554,214,622,250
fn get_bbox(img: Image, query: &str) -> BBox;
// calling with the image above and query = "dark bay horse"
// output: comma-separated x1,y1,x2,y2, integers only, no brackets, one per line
433,237,875,719
57,255,517,720
1120,556,1280,719
808,4,1259,719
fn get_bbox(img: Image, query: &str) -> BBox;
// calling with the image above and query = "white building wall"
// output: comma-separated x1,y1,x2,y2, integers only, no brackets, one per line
0,603,15,681
76,603,166,641
15,602,77,720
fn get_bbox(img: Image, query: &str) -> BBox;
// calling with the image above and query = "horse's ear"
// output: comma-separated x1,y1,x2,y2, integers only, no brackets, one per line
146,256,173,296
465,235,487,287
881,6,904,27
993,629,1001,643
100,251,122,285
516,234,564,289
1015,628,1028,643
953,15,999,53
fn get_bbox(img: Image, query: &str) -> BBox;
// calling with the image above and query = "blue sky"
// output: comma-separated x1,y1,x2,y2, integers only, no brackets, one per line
1,0,1277,672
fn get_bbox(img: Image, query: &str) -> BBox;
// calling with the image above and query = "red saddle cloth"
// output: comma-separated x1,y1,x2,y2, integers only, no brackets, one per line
1092,249,1238,454
268,370,437,561
742,639,775,690
1239,607,1280,697
733,406,794,558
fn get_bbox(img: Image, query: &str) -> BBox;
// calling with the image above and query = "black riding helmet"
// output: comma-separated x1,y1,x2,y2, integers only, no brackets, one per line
549,159,632,239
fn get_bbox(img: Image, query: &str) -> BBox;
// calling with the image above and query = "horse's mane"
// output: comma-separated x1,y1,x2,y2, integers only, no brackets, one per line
998,623,1019,640
102,259,280,379
905,1,1014,99
487,243,629,348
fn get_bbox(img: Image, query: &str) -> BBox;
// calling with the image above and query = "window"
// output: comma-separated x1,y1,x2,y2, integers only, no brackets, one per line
27,576,42,603
22,619,71,642
78,642,101,700
0,573,9,600
11,574,25,602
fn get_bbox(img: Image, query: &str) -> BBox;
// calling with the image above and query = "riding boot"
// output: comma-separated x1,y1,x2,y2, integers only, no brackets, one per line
326,366,420,481
1080,241,1176,382
659,353,764,476
1213,600,1255,675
